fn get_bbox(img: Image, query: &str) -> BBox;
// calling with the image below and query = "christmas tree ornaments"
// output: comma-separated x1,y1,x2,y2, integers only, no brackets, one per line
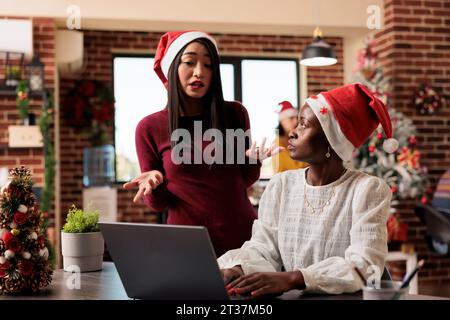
0,166,53,294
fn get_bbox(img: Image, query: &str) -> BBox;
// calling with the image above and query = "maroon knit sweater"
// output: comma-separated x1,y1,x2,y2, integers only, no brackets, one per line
135,101,261,256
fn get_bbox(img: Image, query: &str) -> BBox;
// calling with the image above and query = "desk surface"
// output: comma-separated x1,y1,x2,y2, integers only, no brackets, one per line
0,262,447,300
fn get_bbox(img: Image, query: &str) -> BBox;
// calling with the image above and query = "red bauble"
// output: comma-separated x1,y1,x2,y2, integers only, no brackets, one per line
37,235,46,248
13,211,27,225
18,260,33,277
2,231,12,243
3,232,21,252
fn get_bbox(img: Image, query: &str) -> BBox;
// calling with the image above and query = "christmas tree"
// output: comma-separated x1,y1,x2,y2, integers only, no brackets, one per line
351,38,431,243
0,166,53,293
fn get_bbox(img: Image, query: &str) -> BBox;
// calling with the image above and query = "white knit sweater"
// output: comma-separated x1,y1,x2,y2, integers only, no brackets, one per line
218,168,392,294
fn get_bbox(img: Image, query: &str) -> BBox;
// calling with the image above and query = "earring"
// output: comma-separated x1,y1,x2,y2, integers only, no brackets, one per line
325,146,331,158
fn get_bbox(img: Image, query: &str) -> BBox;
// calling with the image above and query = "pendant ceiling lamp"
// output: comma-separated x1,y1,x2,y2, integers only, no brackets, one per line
300,27,337,67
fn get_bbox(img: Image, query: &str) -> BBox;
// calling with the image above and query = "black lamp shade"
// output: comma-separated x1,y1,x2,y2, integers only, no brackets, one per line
301,37,337,67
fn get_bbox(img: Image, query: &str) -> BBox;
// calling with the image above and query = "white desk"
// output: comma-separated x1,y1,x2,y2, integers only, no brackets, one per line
386,251,418,294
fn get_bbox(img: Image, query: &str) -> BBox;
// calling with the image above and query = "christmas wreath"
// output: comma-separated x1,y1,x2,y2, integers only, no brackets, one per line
63,80,115,146
0,167,53,293
414,84,445,115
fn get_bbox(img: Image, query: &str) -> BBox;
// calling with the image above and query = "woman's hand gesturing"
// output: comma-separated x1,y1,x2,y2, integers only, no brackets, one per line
122,170,164,203
245,137,284,162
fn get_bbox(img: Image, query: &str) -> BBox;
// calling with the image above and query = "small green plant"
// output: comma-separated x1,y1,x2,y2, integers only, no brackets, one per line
62,204,100,233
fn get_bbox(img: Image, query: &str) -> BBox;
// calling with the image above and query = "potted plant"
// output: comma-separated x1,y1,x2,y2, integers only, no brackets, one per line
61,204,104,272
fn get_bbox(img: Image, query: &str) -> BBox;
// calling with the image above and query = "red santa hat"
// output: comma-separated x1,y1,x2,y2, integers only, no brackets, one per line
154,30,218,86
278,101,298,121
305,83,399,162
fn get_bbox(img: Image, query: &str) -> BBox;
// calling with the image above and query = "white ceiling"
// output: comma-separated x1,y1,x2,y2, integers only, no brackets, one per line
2,0,384,36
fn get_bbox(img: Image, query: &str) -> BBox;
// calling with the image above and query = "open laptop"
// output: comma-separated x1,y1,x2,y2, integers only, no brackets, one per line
99,222,229,300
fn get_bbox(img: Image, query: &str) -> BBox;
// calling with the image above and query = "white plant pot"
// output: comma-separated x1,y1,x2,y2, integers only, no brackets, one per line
61,231,104,272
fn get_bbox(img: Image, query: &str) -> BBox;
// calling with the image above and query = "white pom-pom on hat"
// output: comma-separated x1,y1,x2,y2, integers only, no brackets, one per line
383,138,399,153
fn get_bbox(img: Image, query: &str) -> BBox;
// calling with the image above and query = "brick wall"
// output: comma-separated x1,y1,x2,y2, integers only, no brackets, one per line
59,30,344,225
0,17,56,204
375,0,450,290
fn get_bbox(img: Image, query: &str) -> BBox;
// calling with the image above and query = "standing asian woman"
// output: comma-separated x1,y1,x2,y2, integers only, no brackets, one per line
123,31,280,256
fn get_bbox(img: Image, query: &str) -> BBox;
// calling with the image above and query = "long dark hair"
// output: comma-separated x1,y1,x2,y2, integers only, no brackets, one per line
166,38,228,148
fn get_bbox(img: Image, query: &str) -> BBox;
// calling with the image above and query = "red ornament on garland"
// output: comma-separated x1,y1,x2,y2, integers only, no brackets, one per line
408,135,417,147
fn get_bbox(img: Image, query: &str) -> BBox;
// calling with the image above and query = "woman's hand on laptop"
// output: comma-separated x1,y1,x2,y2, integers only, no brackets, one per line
226,271,305,298
122,170,163,203
221,265,244,286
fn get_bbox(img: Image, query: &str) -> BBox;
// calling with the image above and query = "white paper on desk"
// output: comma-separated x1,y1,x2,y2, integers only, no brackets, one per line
83,186,117,222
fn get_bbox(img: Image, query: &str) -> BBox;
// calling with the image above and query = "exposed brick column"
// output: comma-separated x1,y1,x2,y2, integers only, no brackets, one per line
375,0,450,290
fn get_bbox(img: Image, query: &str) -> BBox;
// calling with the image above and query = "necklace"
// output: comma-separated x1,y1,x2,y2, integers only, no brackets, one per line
303,168,347,214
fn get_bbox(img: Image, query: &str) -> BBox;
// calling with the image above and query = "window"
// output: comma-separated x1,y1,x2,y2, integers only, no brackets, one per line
113,55,299,182
113,55,166,183
223,57,299,177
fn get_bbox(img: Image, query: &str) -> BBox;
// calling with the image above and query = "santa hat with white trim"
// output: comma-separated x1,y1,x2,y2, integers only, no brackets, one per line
278,101,298,121
154,30,218,87
305,83,399,162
